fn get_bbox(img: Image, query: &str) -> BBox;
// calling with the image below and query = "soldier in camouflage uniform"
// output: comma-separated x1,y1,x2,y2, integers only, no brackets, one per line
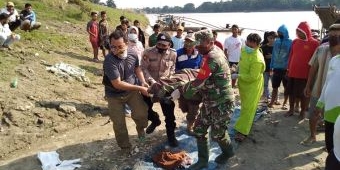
178,29,235,169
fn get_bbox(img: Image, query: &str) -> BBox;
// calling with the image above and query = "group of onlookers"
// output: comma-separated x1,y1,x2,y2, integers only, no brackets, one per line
98,13,268,168
87,12,146,62
87,10,340,169
0,2,40,50
258,21,340,169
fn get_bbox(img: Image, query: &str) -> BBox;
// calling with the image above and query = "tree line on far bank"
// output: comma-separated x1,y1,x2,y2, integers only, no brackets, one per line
143,0,339,13
88,0,117,8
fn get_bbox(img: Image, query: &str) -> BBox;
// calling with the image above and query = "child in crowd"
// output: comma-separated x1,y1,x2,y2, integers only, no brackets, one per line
87,11,99,62
98,11,109,58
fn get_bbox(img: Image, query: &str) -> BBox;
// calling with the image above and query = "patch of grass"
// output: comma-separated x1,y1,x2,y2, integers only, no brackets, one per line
0,54,21,81
0,0,149,26
0,0,149,81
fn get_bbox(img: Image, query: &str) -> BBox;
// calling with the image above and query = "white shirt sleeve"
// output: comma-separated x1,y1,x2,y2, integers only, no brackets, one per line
333,116,340,161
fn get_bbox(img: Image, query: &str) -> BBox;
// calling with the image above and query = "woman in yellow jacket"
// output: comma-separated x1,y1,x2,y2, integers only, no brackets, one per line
231,33,265,142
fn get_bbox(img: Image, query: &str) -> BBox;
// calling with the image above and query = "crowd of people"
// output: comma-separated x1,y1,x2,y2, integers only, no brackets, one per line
0,2,41,50
93,12,340,169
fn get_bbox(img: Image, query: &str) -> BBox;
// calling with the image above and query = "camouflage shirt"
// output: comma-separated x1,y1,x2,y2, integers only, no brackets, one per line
182,46,234,107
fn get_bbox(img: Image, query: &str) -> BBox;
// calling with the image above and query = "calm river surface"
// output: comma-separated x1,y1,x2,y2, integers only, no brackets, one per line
146,11,321,42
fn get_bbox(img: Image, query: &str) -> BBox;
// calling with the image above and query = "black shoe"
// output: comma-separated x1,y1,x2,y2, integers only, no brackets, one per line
168,137,179,147
146,120,161,134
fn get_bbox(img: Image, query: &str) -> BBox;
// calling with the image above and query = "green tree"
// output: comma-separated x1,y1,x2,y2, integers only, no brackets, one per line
107,0,116,8
90,0,100,4
183,3,195,12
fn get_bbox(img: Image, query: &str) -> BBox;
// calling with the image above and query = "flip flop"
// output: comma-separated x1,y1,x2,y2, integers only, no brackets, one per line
300,137,316,146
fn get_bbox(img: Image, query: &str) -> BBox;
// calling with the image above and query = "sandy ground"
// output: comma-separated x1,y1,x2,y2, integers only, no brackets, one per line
0,91,327,170
0,20,327,170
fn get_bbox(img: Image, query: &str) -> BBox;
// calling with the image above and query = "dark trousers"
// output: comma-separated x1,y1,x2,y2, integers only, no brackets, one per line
325,150,340,170
143,96,176,136
325,121,335,153
9,20,21,31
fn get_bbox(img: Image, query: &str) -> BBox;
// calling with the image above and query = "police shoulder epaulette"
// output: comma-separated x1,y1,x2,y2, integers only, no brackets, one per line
169,48,176,52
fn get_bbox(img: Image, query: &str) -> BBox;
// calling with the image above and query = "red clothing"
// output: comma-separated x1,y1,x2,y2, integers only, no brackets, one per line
197,55,211,80
87,20,99,44
214,40,223,50
288,22,319,79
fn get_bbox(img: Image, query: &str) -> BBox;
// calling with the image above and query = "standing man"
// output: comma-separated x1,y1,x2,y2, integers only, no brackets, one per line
286,21,319,119
133,20,145,48
98,11,110,58
0,2,20,31
87,11,99,62
103,30,149,152
171,25,185,50
148,24,160,47
260,31,276,102
175,33,202,134
212,30,223,50
224,24,244,88
176,33,202,71
268,25,292,109
181,29,234,169
141,32,178,147
19,3,41,31
302,37,332,145
316,23,340,154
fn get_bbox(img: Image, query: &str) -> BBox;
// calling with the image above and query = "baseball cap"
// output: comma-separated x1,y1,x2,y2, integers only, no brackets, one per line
185,33,195,42
7,2,14,7
194,29,214,44
157,32,172,45
177,25,184,31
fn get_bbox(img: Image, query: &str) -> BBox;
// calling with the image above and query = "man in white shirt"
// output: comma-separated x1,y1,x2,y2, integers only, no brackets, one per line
171,25,184,50
0,2,21,31
224,24,244,88
325,116,340,169
0,13,20,49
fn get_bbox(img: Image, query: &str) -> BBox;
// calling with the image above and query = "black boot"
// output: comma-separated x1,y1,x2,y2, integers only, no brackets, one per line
167,129,178,147
215,136,234,164
146,109,161,134
189,138,209,170
146,118,161,134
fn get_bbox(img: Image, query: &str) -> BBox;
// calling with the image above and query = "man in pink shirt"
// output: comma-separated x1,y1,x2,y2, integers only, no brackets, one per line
285,21,319,119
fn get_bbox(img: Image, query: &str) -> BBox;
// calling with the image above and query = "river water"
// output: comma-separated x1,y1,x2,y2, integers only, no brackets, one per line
145,11,321,42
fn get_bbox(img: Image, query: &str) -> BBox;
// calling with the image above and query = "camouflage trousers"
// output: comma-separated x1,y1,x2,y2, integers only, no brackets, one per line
193,101,234,141
178,96,200,123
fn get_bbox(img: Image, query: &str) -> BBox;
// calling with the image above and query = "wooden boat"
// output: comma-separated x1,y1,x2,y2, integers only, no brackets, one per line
155,14,237,33
313,4,340,36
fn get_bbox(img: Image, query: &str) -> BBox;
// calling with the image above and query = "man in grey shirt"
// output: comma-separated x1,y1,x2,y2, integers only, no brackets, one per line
103,30,149,152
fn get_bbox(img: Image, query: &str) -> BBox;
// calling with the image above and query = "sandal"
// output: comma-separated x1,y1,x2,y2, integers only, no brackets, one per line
281,104,288,110
300,137,316,146
235,132,247,142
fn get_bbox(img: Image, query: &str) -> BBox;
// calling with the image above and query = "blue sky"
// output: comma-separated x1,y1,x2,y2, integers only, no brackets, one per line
100,0,216,9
